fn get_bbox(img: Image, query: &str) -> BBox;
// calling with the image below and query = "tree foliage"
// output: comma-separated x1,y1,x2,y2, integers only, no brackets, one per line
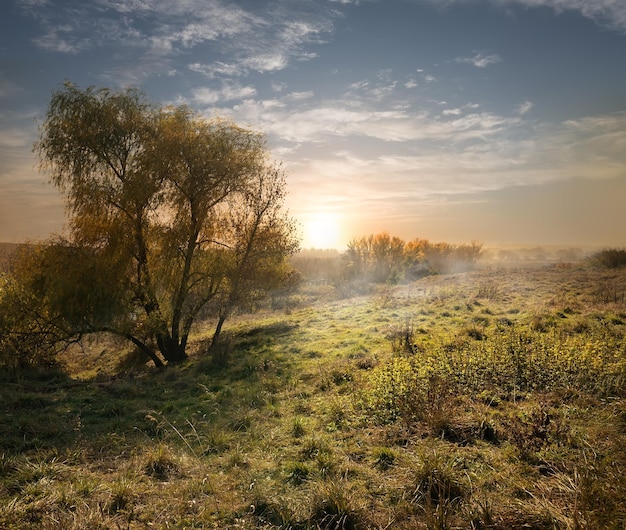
342,233,483,285
3,82,299,367
589,248,626,269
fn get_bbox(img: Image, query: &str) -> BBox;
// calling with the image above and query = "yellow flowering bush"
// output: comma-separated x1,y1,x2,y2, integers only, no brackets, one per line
365,312,626,423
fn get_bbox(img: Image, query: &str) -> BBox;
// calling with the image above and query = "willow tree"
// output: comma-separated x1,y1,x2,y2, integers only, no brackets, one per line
32,82,298,366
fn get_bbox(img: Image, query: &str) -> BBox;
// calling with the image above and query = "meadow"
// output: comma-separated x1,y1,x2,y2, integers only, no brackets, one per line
1,262,625,529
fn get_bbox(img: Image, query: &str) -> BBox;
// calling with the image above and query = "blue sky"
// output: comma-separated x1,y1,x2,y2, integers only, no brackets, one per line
1,0,626,248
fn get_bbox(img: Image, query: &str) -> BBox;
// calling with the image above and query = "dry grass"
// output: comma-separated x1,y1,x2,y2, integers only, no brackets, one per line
1,264,626,528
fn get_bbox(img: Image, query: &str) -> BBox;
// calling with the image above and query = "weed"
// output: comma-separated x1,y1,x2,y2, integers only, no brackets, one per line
251,497,298,527
504,400,569,460
465,325,485,340
106,476,135,515
324,395,351,431
308,481,364,530
286,461,310,485
593,281,626,304
372,447,396,470
292,416,306,438
387,318,424,355
476,280,500,300
300,436,332,461
409,453,466,508
143,444,179,481
316,451,337,479
229,413,252,432
226,444,248,468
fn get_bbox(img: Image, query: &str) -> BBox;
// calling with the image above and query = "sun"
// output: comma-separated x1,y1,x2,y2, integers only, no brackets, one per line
303,212,342,249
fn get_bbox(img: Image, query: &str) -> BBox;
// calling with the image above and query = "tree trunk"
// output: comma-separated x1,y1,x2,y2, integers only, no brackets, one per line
209,314,228,365
143,347,165,368
157,335,187,364
114,330,165,368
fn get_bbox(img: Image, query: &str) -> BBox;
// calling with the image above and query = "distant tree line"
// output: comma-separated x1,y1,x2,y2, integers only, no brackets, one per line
290,234,483,290
341,233,483,285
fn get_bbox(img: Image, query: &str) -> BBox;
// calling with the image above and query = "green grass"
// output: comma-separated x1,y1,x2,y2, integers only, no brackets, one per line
1,265,626,528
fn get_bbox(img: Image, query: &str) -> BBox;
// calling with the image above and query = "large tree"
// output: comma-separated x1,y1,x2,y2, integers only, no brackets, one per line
25,82,298,366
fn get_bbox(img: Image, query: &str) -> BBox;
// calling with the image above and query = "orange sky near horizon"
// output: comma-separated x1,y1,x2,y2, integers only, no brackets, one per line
2,0,626,251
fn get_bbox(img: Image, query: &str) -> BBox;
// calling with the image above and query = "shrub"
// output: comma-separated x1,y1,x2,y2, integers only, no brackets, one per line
0,270,60,369
364,357,455,427
589,248,626,269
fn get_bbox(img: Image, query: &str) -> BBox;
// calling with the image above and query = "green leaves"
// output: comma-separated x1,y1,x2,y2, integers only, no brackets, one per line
29,82,299,365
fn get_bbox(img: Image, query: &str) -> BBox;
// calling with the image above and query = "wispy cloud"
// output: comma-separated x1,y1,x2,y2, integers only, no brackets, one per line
205,75,626,214
188,62,244,79
32,25,92,54
414,0,626,33
516,101,533,115
192,83,257,105
455,52,502,68
217,88,521,148
432,0,626,33
281,109,626,230
19,0,338,82
512,0,626,32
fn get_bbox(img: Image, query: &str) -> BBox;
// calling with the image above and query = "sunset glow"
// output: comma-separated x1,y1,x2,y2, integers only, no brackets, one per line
302,212,343,250
1,1,626,247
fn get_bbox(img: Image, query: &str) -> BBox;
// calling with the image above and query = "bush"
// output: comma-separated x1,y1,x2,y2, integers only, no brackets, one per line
364,357,455,427
590,248,626,269
0,271,59,369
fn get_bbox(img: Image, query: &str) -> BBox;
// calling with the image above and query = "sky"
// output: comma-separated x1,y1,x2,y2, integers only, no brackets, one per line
1,0,626,250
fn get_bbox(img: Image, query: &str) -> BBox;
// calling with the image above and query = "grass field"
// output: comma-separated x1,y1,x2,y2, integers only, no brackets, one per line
1,264,626,529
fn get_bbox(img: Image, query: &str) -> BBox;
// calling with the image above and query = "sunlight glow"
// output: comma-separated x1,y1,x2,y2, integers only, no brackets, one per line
302,212,343,249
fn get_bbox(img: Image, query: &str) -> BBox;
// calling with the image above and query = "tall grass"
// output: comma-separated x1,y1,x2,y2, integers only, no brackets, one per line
1,266,626,528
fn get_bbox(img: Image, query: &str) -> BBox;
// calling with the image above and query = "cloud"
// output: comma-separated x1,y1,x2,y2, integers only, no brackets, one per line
32,24,92,54
192,83,257,105
282,110,626,232
189,62,245,78
208,75,626,223
19,0,338,82
429,0,626,33
516,101,533,115
510,0,626,32
456,52,502,68
240,54,289,73
221,89,521,147
0,128,32,149
346,78,399,102
287,91,315,101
